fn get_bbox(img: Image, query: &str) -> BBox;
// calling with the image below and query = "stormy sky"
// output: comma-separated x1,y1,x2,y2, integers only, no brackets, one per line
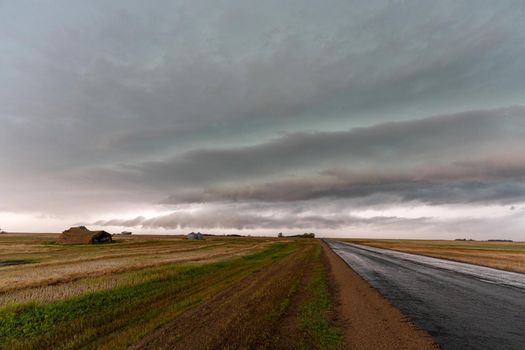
1,0,525,239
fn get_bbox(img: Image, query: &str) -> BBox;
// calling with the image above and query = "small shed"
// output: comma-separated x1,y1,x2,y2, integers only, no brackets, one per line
187,232,204,240
58,226,113,244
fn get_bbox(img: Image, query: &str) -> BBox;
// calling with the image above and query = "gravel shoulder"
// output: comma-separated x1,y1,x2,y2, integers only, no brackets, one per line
322,241,439,350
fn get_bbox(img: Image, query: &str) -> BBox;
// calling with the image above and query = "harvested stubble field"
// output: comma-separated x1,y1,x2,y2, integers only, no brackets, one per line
0,233,344,349
344,238,525,273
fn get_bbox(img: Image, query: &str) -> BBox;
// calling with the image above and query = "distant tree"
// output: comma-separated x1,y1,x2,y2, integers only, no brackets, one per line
277,232,283,238
290,232,315,238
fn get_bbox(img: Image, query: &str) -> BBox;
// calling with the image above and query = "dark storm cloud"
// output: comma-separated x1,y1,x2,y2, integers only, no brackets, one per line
2,0,525,171
84,106,525,205
1,1,525,236
163,179,525,206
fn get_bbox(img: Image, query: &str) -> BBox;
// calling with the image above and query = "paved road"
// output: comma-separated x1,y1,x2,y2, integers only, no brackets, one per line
325,240,525,350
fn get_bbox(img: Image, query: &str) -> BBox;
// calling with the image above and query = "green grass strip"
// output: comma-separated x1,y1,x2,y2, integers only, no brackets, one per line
0,242,295,350
299,246,343,349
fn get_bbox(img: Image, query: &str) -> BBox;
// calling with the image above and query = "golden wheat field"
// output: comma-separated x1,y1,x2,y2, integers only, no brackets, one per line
0,233,344,350
343,239,525,273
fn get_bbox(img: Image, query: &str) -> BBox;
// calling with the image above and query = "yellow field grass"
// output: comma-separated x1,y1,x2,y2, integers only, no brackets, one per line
0,233,275,304
343,239,525,273
0,236,343,350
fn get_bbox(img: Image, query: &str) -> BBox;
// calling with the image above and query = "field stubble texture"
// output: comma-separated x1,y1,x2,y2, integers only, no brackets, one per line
0,234,343,349
343,239,525,273
131,241,343,350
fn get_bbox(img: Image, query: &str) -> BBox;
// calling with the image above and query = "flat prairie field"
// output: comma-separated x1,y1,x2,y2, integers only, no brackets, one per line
343,239,525,273
0,233,344,350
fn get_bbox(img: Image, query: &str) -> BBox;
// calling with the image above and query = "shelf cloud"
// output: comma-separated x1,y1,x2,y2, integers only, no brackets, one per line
1,1,525,238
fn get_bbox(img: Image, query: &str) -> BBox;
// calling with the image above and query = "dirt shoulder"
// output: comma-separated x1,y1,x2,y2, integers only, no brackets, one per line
322,242,439,350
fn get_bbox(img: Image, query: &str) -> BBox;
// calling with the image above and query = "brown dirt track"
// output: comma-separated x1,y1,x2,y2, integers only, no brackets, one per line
323,242,439,350
129,243,328,350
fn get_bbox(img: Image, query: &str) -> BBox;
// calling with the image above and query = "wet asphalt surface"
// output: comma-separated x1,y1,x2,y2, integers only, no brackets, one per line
325,239,525,350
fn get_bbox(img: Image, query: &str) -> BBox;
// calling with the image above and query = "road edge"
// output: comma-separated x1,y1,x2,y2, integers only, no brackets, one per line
322,240,440,350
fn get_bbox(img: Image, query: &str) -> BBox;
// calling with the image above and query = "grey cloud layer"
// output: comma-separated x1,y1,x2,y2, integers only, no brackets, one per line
93,204,429,230
1,1,525,236
92,204,525,241
164,179,525,206
90,106,525,205
2,1,525,171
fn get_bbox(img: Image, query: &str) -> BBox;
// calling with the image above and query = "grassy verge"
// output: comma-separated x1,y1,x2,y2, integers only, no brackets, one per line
0,242,295,350
298,245,343,349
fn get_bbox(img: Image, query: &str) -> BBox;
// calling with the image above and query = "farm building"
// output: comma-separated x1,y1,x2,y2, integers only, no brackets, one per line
187,232,204,240
57,226,113,244
121,231,132,235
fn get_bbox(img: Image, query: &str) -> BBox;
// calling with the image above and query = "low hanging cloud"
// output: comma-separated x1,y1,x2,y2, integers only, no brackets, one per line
163,179,525,206
6,105,525,216
92,204,525,241
95,106,525,206
93,205,430,230
75,105,524,187
117,105,525,189
162,159,525,205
